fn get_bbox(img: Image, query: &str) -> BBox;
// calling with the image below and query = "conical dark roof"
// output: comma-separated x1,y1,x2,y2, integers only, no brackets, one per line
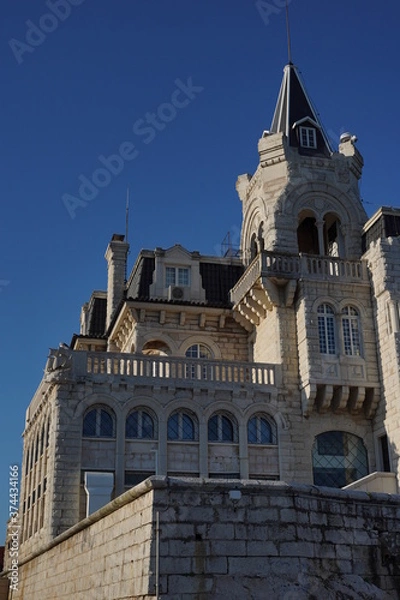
270,63,332,155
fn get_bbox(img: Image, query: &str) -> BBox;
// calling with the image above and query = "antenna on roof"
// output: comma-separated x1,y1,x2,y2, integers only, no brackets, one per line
125,187,130,283
125,187,130,245
285,0,292,64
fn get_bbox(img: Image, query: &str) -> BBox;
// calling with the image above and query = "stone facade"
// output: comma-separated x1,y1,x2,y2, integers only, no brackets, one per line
3,62,400,597
11,478,400,599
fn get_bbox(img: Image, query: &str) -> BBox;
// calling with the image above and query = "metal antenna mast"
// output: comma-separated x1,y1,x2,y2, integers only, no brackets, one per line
125,187,130,245
285,0,292,64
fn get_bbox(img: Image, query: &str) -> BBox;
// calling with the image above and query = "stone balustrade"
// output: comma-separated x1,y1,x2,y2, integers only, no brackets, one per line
231,251,368,306
85,352,278,386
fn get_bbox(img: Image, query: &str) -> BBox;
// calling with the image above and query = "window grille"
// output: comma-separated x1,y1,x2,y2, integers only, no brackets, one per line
167,412,196,441
248,415,276,444
208,414,237,442
126,410,156,439
299,126,317,149
341,306,361,356
83,407,115,438
317,304,336,354
312,431,368,488
166,266,190,287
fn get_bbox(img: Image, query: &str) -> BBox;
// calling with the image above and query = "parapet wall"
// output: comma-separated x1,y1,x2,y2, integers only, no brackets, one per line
5,477,400,599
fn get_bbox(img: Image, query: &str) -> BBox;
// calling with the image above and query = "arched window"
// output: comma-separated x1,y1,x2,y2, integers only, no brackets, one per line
185,343,212,379
341,306,361,356
297,212,319,255
208,413,237,443
324,213,342,257
317,304,336,354
83,406,115,438
248,415,277,445
250,233,258,261
312,431,368,488
126,410,156,439
167,411,197,441
185,344,211,359
142,340,170,356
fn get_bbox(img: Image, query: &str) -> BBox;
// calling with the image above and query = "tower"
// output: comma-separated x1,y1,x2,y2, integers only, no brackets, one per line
232,63,381,485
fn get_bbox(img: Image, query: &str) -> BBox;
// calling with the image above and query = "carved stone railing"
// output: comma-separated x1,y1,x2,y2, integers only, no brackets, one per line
300,255,368,281
231,251,368,306
261,251,301,277
84,352,278,387
230,255,262,306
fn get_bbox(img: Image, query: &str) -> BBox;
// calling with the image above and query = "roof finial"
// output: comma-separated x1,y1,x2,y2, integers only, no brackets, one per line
285,0,292,64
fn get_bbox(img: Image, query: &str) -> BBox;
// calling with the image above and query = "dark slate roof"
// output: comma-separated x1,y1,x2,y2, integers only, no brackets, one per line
87,296,107,336
128,256,156,300
270,63,332,155
126,253,243,308
199,262,244,306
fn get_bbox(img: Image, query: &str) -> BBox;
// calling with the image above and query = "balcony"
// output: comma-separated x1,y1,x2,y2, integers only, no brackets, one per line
41,349,280,391
230,251,369,322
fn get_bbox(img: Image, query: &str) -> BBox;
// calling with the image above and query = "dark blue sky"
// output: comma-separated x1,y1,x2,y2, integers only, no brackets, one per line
1,0,399,538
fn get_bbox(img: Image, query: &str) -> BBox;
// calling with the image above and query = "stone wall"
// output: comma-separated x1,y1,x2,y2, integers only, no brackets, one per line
10,477,400,599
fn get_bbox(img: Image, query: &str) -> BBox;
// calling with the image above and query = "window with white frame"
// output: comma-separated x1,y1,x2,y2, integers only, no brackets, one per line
83,406,115,438
125,409,156,440
341,306,361,356
165,266,190,287
185,343,212,379
247,414,277,445
167,411,197,441
299,126,317,149
185,344,211,359
317,304,336,354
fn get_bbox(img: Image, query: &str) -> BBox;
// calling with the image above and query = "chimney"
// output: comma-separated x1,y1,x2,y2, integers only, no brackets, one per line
105,234,129,330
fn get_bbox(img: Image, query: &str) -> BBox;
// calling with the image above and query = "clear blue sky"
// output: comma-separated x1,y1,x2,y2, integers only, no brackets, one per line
1,0,399,540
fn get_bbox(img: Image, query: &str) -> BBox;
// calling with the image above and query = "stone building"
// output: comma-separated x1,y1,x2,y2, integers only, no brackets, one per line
3,62,400,598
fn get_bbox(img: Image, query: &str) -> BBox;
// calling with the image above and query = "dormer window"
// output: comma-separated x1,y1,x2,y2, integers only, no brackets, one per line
165,266,190,287
300,126,317,149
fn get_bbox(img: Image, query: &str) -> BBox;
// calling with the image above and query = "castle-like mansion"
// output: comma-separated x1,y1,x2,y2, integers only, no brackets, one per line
5,63,400,599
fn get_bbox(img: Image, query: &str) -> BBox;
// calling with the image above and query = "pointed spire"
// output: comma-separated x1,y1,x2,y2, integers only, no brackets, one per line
270,64,332,155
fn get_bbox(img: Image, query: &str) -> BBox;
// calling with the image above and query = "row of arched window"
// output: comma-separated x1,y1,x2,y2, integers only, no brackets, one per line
83,406,277,445
22,417,51,542
317,304,361,356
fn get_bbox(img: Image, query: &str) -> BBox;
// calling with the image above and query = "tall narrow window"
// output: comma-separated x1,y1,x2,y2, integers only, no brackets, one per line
379,434,391,472
185,343,212,379
341,306,361,356
317,304,336,354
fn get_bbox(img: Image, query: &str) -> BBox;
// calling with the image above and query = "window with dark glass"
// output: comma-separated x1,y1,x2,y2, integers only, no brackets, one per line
341,306,361,356
208,414,236,443
167,412,196,441
317,304,336,354
83,407,115,438
312,431,368,488
126,410,155,439
248,415,276,445
299,126,317,149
